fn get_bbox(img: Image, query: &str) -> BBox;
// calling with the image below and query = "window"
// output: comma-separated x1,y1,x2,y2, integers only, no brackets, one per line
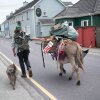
68,21,73,26
26,12,29,20
43,11,46,16
81,20,89,27
25,26,30,35
43,10,47,17
22,16,24,21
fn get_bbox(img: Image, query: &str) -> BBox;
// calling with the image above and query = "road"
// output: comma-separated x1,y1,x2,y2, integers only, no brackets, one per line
0,38,100,100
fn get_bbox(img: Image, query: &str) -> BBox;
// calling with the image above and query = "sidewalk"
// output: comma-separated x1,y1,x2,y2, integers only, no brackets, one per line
0,52,45,100
82,47,100,56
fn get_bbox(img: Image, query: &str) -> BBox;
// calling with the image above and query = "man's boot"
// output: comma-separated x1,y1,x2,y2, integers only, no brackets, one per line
28,68,33,77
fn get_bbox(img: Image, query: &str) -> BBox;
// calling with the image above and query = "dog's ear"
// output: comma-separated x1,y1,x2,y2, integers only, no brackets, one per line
12,63,16,71
12,63,15,66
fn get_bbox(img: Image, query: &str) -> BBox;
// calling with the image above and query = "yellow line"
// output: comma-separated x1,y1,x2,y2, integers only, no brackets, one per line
27,76,57,100
0,52,57,100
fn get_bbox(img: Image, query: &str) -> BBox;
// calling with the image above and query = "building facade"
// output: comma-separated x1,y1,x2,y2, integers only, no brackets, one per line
1,0,65,38
55,0,100,27
54,0,100,47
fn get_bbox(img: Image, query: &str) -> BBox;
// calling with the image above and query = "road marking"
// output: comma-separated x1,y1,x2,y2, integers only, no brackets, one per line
0,52,57,100
89,52,100,56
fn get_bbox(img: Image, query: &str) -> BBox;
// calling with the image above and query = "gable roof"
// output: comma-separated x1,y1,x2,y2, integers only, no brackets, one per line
54,6,79,18
73,0,96,13
94,0,100,14
7,0,65,20
55,0,100,19
14,0,39,15
7,0,39,20
62,2,73,7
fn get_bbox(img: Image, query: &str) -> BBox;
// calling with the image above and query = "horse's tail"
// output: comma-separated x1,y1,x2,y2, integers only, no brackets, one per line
75,42,84,70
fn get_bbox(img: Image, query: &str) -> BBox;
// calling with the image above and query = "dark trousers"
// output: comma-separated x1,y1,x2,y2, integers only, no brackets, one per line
17,50,31,75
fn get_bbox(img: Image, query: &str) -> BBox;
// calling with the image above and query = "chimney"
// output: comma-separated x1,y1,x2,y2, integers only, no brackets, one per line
6,15,9,19
10,11,13,15
23,1,28,6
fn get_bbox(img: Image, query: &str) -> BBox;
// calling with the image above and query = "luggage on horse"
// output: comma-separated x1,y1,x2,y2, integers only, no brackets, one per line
43,41,54,53
50,21,78,40
43,38,58,53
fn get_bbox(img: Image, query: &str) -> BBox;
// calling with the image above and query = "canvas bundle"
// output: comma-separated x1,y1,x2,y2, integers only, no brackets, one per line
52,24,61,31
43,40,58,53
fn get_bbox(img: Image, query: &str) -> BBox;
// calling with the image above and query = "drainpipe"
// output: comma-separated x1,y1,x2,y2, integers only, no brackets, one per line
91,15,93,26
33,6,36,37
8,21,10,38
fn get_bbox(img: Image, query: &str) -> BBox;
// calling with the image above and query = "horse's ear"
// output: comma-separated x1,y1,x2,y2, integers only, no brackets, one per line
50,35,54,40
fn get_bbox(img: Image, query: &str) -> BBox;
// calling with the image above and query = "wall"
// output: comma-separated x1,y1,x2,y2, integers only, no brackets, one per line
55,16,91,27
41,25,52,37
77,26,96,48
36,0,65,18
34,0,65,37
96,27,100,47
93,15,100,26
1,0,65,38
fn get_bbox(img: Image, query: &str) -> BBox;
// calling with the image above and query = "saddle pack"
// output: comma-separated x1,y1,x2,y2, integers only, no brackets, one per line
14,31,30,52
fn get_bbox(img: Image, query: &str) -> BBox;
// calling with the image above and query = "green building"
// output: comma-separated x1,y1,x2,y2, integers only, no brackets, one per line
55,0,100,27
54,0,100,47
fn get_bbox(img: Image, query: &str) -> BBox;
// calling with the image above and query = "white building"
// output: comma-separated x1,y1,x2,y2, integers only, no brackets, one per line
1,0,65,38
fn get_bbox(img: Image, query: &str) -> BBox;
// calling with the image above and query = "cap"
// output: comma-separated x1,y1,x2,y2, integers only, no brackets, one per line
16,25,22,30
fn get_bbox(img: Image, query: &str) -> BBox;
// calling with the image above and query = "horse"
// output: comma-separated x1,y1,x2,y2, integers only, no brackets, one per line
43,36,84,85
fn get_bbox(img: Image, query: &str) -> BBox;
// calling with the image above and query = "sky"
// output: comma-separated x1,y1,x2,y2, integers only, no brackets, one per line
0,0,79,24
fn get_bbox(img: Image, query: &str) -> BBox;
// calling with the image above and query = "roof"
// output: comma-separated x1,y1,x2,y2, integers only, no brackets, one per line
62,2,73,7
39,19,54,25
55,0,100,19
54,6,79,18
7,0,39,20
14,0,39,15
7,0,65,20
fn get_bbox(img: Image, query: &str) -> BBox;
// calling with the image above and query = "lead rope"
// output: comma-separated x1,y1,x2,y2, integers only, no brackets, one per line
56,39,64,69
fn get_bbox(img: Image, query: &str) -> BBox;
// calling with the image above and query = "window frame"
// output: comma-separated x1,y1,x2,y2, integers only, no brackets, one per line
81,20,89,27
26,12,29,20
68,21,73,26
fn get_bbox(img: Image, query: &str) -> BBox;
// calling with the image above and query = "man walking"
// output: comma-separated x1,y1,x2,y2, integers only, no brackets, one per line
12,22,32,78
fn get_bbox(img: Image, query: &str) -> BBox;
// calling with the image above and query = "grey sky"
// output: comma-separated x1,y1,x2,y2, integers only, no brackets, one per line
0,0,79,24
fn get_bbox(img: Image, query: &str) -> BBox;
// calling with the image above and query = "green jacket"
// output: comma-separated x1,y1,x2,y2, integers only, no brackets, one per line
12,31,30,53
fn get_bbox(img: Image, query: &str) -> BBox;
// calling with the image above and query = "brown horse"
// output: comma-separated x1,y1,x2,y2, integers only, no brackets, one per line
43,36,84,85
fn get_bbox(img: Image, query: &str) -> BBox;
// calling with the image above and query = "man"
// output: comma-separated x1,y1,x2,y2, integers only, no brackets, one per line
12,25,32,78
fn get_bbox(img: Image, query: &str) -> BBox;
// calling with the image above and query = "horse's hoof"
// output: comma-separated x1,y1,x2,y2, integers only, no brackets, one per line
69,77,72,80
76,80,80,86
63,69,66,74
59,73,62,76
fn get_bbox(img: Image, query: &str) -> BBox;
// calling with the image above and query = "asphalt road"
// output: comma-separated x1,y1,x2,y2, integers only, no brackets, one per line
0,38,100,100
